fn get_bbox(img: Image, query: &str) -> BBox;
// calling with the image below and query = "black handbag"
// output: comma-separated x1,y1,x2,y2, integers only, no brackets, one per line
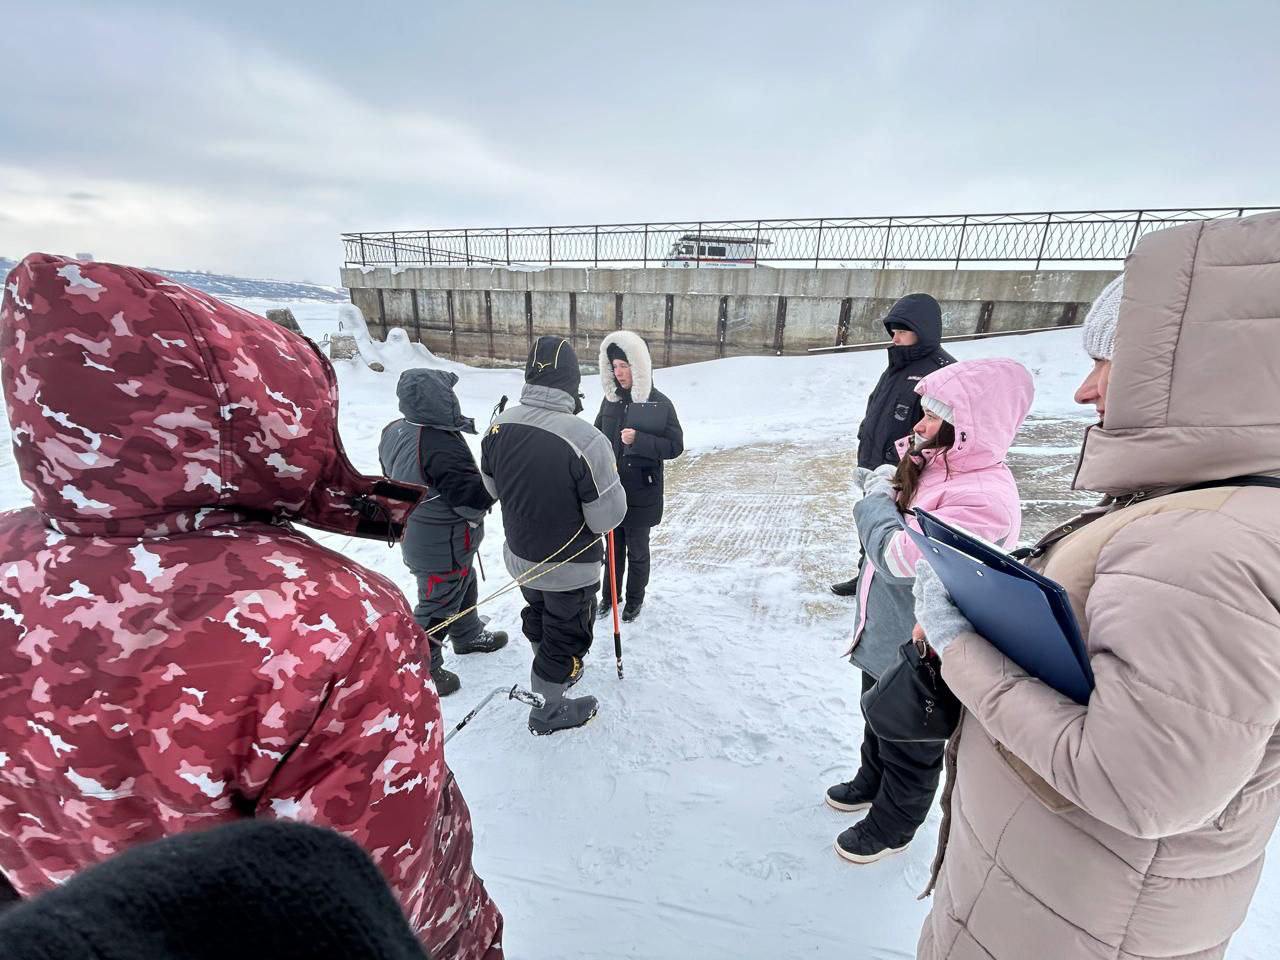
861,638,962,743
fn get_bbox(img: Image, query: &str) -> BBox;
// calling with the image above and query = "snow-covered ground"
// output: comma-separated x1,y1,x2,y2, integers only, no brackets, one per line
2,300,1277,959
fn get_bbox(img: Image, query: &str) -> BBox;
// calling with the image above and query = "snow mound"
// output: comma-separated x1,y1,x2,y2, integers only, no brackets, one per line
330,304,458,377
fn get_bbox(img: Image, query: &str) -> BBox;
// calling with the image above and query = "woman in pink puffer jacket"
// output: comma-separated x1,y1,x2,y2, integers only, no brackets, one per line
828,357,1034,865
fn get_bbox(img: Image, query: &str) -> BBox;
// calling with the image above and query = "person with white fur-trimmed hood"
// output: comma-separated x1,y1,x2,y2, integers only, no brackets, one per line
593,331,685,622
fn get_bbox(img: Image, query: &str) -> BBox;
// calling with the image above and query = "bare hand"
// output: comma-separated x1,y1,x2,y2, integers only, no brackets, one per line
621,428,637,445
912,622,931,654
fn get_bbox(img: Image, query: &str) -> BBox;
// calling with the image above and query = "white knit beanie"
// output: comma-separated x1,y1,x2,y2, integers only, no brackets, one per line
920,394,954,424
1082,274,1124,361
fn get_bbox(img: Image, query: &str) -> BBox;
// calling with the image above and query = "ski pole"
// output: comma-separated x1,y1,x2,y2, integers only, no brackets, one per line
444,684,545,744
607,528,623,680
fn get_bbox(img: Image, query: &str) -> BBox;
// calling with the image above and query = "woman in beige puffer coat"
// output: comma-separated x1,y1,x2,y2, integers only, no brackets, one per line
914,210,1280,960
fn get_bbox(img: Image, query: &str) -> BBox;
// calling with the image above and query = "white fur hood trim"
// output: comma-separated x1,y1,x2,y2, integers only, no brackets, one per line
598,330,654,403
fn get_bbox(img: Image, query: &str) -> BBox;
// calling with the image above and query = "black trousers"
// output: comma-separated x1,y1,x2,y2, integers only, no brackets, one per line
852,670,946,847
600,523,651,606
521,585,596,684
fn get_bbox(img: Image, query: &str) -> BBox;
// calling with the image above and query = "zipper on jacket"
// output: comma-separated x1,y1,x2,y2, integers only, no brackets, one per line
1069,424,1093,490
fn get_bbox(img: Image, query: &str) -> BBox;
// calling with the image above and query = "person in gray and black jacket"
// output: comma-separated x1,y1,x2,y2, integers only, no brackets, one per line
379,368,509,698
481,336,627,735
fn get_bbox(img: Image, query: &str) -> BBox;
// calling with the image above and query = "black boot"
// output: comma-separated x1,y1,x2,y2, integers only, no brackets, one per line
431,665,461,697
528,668,598,735
621,599,643,622
825,780,875,813
835,820,908,865
453,628,509,655
830,577,859,597
427,641,460,697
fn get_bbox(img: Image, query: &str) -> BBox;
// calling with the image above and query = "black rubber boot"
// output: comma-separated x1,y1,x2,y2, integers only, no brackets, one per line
830,578,859,597
528,668,598,736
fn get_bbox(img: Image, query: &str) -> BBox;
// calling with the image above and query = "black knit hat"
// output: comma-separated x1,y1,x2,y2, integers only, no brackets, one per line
0,821,429,960
606,342,628,364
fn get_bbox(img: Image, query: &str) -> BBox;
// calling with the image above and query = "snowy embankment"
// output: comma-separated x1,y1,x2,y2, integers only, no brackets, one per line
1,300,1276,959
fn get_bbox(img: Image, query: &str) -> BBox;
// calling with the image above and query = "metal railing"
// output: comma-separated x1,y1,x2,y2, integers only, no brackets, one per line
342,207,1276,271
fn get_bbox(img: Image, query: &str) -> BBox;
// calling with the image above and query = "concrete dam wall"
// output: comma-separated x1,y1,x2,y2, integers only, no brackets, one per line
340,265,1117,366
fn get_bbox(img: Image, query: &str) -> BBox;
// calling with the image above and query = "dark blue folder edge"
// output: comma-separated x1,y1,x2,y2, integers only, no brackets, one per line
903,508,1095,703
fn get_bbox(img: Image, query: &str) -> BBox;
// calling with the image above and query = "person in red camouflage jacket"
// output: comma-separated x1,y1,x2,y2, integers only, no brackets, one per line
0,253,503,958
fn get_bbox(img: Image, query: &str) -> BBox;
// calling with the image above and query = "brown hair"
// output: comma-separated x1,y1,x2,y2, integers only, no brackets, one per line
893,421,955,511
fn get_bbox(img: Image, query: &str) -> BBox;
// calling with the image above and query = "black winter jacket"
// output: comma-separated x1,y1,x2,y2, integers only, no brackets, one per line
594,386,684,527
856,294,955,469
480,337,627,592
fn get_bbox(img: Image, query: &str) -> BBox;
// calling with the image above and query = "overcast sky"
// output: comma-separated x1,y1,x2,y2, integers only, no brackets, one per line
1,1,1276,284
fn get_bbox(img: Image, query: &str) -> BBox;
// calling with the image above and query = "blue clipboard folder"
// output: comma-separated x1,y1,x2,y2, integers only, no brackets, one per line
903,508,1095,705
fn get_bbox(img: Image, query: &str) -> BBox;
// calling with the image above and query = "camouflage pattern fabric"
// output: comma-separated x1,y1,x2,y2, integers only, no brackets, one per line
0,254,503,959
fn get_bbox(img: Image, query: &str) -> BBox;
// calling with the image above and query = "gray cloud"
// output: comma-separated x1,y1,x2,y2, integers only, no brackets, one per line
1,0,1277,283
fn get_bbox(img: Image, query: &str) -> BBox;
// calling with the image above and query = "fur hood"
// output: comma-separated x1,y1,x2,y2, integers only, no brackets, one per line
598,330,654,403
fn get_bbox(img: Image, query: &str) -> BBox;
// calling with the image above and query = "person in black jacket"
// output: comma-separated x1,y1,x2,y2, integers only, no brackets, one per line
380,368,508,697
481,336,627,735
593,331,685,622
831,294,955,597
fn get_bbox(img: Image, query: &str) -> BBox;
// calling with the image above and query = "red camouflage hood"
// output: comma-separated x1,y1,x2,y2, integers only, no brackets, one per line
1,253,420,539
